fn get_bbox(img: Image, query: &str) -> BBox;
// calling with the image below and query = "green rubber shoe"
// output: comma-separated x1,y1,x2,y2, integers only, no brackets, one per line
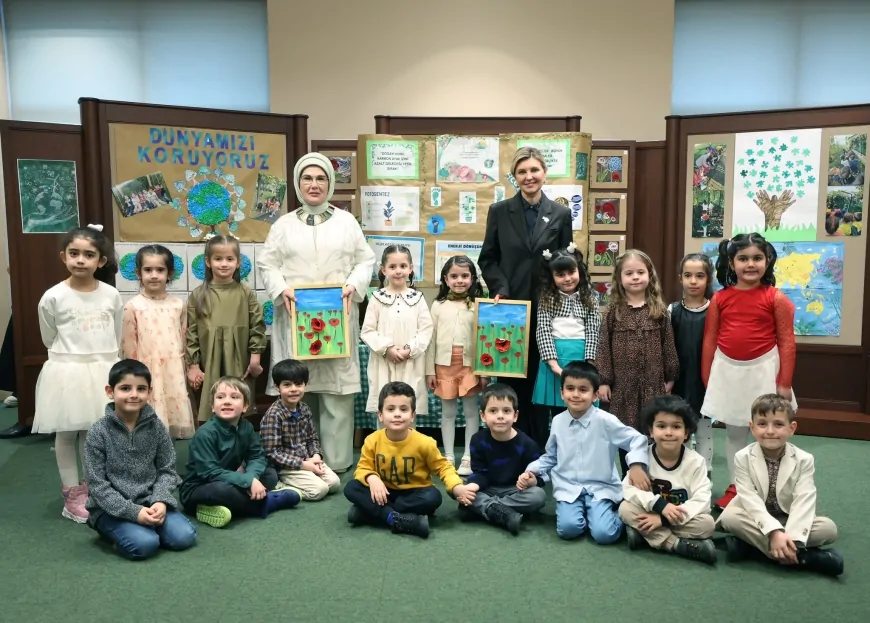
196,505,232,528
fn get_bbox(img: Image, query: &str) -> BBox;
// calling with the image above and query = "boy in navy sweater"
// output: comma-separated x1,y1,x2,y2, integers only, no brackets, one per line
460,384,546,535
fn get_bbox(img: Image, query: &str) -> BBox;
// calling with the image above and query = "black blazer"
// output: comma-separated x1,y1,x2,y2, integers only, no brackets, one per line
478,193,573,302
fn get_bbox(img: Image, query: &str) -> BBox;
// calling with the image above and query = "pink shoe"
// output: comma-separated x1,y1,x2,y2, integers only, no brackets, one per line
62,486,88,523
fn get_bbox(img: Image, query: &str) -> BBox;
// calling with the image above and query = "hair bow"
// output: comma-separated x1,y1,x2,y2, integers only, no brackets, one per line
87,223,103,232
542,249,552,260
566,242,577,254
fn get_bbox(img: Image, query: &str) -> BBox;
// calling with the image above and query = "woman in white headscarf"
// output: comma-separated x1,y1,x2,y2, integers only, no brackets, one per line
257,153,376,472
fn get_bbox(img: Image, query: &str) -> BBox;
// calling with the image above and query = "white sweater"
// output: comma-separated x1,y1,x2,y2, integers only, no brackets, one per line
622,444,711,524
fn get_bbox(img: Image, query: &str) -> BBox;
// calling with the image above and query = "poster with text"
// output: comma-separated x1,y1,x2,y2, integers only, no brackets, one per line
366,235,425,282
365,140,419,179
517,139,571,178
731,129,821,241
542,185,584,231
360,186,421,232
434,240,485,287
436,136,499,183
110,124,287,242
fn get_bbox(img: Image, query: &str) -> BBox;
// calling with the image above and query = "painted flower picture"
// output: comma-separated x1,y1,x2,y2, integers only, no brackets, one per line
596,156,623,184
472,300,531,378
593,280,613,309
593,241,620,268
594,198,620,225
291,286,350,360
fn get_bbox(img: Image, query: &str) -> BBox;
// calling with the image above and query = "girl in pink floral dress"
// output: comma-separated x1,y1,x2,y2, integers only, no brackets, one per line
121,244,195,438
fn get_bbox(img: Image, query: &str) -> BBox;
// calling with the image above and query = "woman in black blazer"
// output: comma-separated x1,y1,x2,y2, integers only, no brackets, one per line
478,147,573,447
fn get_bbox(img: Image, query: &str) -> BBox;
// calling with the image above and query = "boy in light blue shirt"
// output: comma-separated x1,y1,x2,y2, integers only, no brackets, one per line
520,361,650,543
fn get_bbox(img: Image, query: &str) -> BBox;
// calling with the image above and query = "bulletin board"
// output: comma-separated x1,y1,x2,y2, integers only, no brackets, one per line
357,131,593,289
682,127,869,347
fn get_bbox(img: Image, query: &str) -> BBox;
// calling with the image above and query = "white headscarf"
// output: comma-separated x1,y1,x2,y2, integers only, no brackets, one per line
293,152,335,213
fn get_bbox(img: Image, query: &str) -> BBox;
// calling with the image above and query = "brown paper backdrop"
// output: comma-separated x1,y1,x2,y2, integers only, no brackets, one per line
110,123,287,242
683,129,869,346
358,132,593,289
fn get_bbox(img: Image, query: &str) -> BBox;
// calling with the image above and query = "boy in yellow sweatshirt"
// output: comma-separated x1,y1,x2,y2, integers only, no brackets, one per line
344,381,475,538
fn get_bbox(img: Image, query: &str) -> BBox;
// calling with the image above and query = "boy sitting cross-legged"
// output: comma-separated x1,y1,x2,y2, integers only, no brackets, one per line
717,394,843,577
619,395,717,564
520,361,651,543
344,381,476,539
260,358,341,501
458,383,546,535
84,359,197,561
179,376,300,528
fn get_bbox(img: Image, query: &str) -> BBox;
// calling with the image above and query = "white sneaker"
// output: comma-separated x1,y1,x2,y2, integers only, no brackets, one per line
3,395,17,407
458,455,472,476
445,454,455,466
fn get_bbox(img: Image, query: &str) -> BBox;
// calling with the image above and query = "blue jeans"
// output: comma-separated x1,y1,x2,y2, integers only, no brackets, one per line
94,511,198,561
555,491,622,544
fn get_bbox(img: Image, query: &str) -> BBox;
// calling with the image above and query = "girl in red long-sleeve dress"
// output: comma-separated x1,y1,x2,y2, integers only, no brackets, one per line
701,233,797,509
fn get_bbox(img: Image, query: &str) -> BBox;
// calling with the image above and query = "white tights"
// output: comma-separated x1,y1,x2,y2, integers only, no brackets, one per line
693,419,750,483
441,396,479,458
55,430,87,488
695,417,714,473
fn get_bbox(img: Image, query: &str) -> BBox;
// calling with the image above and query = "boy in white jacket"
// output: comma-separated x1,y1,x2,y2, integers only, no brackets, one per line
618,395,716,564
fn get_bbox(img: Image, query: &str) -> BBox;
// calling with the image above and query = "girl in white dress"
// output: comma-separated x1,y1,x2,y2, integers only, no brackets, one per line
361,245,433,419
121,244,195,439
33,225,123,523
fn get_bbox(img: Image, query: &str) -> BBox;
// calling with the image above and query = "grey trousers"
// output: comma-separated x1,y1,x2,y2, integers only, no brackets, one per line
470,485,547,519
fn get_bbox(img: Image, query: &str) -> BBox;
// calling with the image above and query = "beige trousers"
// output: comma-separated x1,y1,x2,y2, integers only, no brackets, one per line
276,465,341,501
718,505,838,558
618,500,715,550
306,392,355,472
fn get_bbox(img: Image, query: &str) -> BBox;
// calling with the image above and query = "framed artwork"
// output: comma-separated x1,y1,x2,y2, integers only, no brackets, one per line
290,284,351,360
588,234,626,275
590,149,629,189
589,192,627,231
590,276,614,311
311,140,359,191
472,299,532,378
17,159,80,234
330,192,358,217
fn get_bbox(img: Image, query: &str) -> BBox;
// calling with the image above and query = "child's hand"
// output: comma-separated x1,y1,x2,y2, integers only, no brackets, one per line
548,361,563,377
367,476,389,506
661,503,687,525
150,502,167,524
479,376,490,390
244,358,263,379
302,459,325,475
187,365,204,390
386,347,406,364
636,512,662,533
249,478,267,500
769,530,798,564
628,465,651,491
664,381,674,394
516,471,537,490
598,384,612,402
453,484,476,505
311,454,323,465
137,507,159,526
281,288,296,313
776,385,793,402
426,375,437,390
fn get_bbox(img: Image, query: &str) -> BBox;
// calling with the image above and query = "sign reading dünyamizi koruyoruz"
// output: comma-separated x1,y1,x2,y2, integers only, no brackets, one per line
110,123,288,242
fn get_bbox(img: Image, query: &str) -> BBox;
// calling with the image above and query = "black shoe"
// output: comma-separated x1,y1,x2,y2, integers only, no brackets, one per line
391,512,429,538
797,547,844,577
725,536,753,562
486,503,522,536
457,504,478,522
0,423,32,439
625,526,648,551
347,505,369,526
675,538,717,565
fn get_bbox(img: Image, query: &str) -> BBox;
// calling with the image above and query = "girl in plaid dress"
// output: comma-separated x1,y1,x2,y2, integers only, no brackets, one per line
532,243,600,409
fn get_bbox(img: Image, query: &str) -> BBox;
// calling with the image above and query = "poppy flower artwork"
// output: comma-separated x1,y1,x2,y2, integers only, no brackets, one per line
589,236,625,274
471,299,532,378
289,284,351,360
594,198,620,225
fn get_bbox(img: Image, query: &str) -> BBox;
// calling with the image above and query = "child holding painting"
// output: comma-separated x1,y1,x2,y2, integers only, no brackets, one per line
426,255,488,475
361,245,433,423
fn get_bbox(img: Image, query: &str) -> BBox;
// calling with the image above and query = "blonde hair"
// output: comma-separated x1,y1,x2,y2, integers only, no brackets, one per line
210,375,251,407
751,393,795,422
511,147,547,176
608,249,666,320
192,235,242,317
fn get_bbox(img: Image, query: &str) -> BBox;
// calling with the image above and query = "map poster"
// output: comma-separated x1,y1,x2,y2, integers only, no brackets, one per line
434,240,485,287
436,136,499,183
702,241,843,336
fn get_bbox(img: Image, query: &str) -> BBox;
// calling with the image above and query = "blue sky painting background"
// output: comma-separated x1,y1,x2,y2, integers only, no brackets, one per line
295,287,343,312
477,301,528,327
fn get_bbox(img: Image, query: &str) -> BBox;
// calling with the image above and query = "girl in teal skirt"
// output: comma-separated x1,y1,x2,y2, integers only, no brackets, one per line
532,243,600,409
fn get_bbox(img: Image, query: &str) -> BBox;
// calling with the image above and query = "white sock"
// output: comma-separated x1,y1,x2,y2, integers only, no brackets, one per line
441,399,457,457
55,431,82,488
696,417,714,473
461,395,479,457
725,424,751,483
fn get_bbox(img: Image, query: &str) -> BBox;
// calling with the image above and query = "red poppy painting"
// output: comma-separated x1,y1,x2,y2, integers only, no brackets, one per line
471,299,531,378
290,284,351,360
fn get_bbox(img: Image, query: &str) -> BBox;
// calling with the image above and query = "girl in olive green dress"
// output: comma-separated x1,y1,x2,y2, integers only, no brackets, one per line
187,235,266,422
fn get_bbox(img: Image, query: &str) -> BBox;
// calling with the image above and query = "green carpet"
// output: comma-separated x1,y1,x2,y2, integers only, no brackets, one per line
0,407,866,622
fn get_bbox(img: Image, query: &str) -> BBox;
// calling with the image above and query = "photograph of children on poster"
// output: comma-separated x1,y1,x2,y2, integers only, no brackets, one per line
110,123,287,243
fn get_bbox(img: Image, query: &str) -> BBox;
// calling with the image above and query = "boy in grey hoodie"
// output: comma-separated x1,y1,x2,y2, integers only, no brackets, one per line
84,359,197,560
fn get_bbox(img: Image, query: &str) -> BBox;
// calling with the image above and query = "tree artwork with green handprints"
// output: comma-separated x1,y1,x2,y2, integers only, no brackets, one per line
17,159,80,234
473,301,531,378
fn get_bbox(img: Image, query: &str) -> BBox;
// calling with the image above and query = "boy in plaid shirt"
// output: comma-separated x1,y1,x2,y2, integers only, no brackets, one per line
260,359,341,501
